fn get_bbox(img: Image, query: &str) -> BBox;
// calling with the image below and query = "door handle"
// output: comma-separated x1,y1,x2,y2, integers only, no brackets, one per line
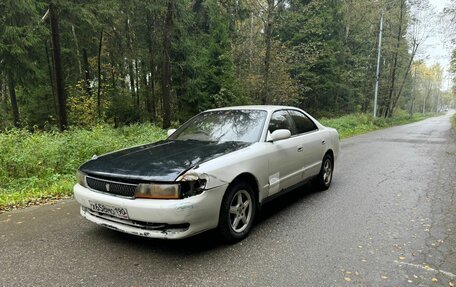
297,147,303,152
321,140,326,145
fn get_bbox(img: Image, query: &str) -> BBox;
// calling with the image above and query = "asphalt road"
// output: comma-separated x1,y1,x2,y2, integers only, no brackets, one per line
1,113,455,287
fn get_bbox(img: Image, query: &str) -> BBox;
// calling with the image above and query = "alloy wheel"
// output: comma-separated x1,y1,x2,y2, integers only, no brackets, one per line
228,189,253,233
323,159,332,186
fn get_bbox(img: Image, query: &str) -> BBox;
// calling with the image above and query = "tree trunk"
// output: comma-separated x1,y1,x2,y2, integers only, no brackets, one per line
385,0,405,118
390,42,418,115
82,48,92,97
111,26,126,90
44,40,58,117
109,52,119,127
409,68,417,115
262,0,274,105
344,0,353,41
249,12,254,71
0,76,3,105
125,18,136,101
49,3,67,131
422,82,431,114
71,25,82,76
128,62,135,95
143,69,151,121
7,73,20,127
135,58,140,112
161,0,175,129
147,12,156,122
97,29,103,118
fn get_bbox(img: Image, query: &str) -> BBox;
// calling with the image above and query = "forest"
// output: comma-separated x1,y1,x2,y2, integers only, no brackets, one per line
0,0,455,131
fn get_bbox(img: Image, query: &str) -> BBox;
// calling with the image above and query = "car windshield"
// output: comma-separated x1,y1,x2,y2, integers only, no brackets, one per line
169,110,267,143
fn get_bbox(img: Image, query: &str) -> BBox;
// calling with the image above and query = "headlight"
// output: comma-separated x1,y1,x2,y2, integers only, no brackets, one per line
77,170,87,187
179,173,207,198
135,183,181,199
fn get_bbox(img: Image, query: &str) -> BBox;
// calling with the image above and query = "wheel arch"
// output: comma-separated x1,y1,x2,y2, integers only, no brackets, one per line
324,149,334,163
228,172,260,208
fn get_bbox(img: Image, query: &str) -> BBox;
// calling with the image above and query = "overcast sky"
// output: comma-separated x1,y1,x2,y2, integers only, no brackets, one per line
422,0,453,89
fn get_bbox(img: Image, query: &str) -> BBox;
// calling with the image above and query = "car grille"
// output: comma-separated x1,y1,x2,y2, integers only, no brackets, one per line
86,176,137,198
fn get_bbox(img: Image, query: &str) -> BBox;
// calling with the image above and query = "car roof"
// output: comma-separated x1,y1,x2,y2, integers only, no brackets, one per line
207,105,301,113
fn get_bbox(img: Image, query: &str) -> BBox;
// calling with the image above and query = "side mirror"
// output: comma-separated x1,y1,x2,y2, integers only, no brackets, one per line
167,129,177,137
268,129,291,142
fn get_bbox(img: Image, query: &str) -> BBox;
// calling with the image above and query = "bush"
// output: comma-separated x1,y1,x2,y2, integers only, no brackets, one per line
0,124,166,208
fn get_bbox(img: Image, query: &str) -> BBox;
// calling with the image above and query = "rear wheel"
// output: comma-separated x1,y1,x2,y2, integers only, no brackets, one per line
314,154,333,191
218,182,256,243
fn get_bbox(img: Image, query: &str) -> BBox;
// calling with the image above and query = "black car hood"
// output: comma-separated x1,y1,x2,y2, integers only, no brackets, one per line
79,140,251,182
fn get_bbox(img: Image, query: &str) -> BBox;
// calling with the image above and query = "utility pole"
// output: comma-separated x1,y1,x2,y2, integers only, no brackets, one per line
409,66,417,115
373,12,384,118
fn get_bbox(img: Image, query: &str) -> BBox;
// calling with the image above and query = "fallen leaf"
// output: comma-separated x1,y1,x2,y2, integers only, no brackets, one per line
399,256,406,260
408,280,413,283
431,278,438,283
346,271,352,274
381,276,388,280
344,277,352,282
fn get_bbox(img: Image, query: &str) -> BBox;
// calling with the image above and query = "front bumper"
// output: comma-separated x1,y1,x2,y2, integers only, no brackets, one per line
73,183,227,239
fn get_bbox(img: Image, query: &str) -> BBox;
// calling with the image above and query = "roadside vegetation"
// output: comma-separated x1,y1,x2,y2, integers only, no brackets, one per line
452,114,456,130
320,112,437,139
0,125,165,210
0,112,437,211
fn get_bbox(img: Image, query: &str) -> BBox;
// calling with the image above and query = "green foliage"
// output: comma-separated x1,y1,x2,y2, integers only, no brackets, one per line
320,112,436,139
173,0,243,121
0,0,46,83
0,124,166,208
279,0,349,115
0,0,441,129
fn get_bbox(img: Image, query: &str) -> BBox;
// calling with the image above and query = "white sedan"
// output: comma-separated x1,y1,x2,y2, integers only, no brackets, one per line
74,106,339,242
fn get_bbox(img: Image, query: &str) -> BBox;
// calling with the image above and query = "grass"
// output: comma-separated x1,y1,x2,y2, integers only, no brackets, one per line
452,114,456,131
0,124,166,210
0,112,437,210
319,112,436,139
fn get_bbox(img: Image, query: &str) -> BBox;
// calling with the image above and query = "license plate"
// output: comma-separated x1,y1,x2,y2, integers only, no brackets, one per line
89,201,129,219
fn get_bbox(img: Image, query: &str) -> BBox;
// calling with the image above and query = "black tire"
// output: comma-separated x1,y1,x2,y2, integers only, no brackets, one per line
217,181,256,243
314,153,334,191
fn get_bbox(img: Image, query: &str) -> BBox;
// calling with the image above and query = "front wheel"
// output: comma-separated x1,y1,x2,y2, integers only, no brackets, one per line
218,182,256,243
314,154,334,191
